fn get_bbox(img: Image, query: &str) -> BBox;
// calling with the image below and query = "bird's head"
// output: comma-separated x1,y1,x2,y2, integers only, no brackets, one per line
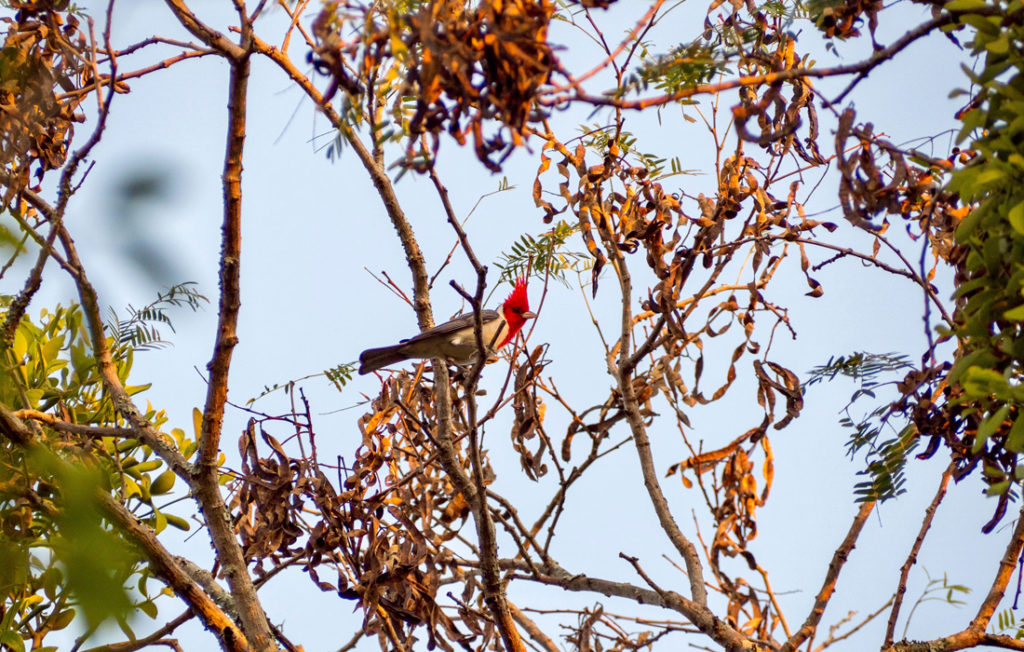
498,276,536,347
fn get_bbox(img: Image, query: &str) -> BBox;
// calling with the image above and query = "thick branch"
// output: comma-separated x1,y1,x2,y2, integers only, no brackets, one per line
608,247,708,606
508,602,560,652
13,409,134,438
80,610,194,652
189,45,276,652
971,502,1024,631
162,0,246,59
97,493,251,652
494,558,762,651
57,226,194,480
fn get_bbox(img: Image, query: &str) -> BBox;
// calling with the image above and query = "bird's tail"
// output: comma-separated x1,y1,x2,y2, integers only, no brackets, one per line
358,345,409,375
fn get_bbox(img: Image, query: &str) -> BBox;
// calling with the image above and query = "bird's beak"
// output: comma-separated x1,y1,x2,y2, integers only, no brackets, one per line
522,311,537,320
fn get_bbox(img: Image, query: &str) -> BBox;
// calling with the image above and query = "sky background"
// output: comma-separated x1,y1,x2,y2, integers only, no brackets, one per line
1,0,1013,650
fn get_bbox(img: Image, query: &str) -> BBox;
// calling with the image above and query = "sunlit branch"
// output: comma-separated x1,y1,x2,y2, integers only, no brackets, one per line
971,503,1024,632
782,500,876,652
13,409,134,438
814,596,893,652
551,0,668,93
185,28,276,648
545,15,954,110
162,0,246,60
509,602,560,652
252,35,434,330
607,241,709,606
59,49,215,101
884,461,955,646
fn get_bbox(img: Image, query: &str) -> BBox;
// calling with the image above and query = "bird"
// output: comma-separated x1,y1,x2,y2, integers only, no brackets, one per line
358,277,535,375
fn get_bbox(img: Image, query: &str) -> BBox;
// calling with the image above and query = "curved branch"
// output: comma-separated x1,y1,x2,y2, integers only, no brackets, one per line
80,610,194,652
250,36,434,329
13,409,134,438
162,0,245,59
492,558,762,651
608,243,708,605
546,15,955,110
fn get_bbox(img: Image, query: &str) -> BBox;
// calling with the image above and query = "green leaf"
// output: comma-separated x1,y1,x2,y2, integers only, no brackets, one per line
164,513,190,531
945,0,988,10
975,404,1011,452
150,470,176,495
976,167,1006,188
1009,200,1024,235
1006,416,1024,452
152,509,167,534
1004,304,1024,321
962,367,1008,398
47,462,136,628
50,609,75,631
138,599,158,619
0,630,26,652
192,407,203,440
987,479,1011,495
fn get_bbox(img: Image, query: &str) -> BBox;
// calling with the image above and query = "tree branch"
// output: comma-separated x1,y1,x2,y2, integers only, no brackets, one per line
186,30,276,651
250,35,434,330
607,244,709,606
884,461,955,646
13,409,134,438
80,610,194,652
546,15,954,110
782,500,875,652
162,0,245,59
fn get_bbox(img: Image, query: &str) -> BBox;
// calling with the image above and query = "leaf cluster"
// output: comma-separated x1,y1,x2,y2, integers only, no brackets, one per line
104,282,207,352
495,219,591,287
931,0,1024,526
0,299,195,648
807,352,923,501
619,41,725,99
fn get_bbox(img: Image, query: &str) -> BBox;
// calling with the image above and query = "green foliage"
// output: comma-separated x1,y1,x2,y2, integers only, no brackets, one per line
995,607,1024,639
620,41,726,99
805,351,914,391
496,220,592,287
942,0,1024,496
0,299,194,646
852,423,919,502
325,363,354,391
104,282,207,352
806,352,918,501
579,124,693,181
46,456,137,628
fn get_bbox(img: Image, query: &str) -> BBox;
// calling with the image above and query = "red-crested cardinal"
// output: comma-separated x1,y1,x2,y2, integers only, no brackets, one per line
358,277,535,375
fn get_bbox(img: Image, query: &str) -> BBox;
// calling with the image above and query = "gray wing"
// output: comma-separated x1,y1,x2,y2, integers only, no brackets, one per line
401,310,499,344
